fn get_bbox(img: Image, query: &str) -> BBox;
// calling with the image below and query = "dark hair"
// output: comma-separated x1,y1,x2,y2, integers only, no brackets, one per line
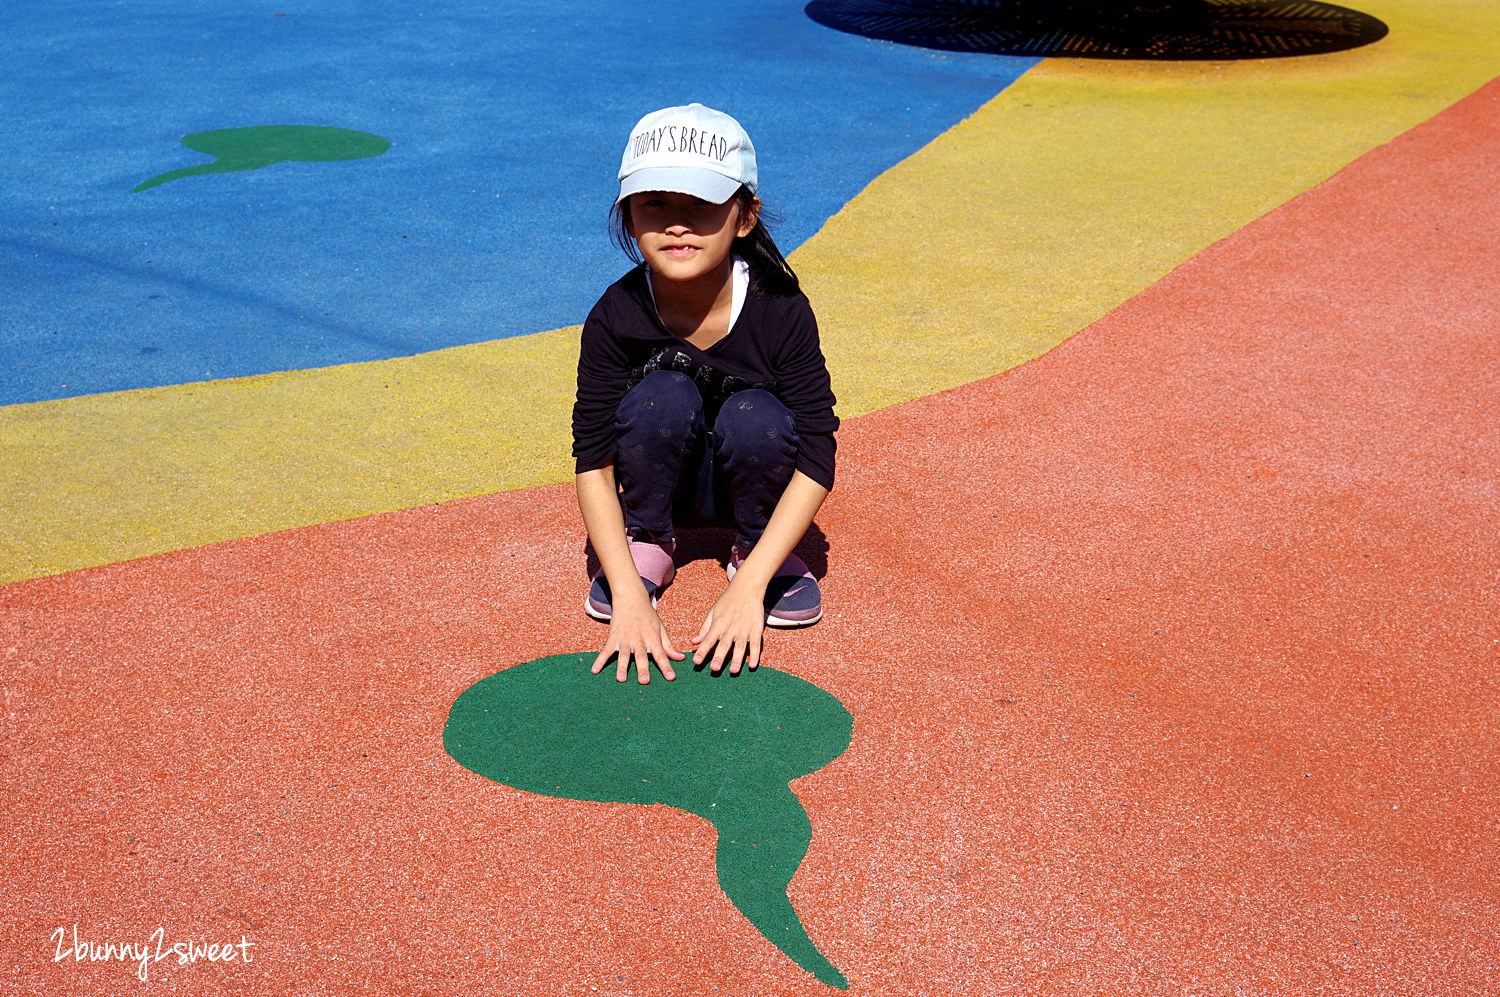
610,185,801,297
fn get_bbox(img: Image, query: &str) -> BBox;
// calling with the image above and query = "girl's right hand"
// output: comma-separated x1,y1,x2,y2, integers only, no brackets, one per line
591,597,683,685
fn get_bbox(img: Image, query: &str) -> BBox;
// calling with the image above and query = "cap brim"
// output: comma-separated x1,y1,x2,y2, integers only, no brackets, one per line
617,167,743,205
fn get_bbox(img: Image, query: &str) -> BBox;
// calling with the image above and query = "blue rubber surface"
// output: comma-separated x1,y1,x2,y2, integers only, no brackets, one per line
1,1,1035,405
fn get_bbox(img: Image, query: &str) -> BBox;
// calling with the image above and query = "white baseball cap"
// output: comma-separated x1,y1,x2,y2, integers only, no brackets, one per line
617,103,757,205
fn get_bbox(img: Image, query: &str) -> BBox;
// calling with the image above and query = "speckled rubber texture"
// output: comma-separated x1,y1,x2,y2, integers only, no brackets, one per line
3,77,1497,994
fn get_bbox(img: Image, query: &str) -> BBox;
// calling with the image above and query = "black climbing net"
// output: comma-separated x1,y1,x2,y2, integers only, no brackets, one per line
804,0,1388,60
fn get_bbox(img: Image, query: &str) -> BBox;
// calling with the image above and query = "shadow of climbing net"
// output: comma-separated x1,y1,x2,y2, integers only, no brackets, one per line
805,0,1388,60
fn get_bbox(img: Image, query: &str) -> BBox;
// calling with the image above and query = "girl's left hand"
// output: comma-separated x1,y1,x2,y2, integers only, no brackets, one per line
692,580,767,674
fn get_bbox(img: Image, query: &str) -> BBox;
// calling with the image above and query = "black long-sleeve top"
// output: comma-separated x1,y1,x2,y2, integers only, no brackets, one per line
572,264,838,490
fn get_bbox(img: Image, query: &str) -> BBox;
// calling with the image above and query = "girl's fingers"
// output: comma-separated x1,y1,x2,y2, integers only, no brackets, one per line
711,633,738,675
654,647,676,682
743,633,763,672
694,597,764,672
655,630,680,681
692,612,714,649
595,607,681,682
710,631,733,671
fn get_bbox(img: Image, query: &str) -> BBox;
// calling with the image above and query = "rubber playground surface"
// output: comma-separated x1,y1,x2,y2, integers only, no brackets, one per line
3,2,1498,993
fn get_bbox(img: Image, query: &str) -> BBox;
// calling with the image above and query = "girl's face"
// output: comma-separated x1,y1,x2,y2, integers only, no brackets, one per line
626,191,758,287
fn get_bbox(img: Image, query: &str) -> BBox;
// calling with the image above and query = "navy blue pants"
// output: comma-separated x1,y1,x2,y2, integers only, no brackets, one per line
614,370,799,553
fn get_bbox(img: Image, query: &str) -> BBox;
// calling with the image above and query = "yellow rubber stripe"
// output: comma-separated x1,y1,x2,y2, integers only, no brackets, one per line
4,1,1497,583
1,328,577,581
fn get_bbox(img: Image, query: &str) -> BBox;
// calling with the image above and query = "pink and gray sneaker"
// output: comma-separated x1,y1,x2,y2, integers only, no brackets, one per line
585,537,677,622
727,546,823,627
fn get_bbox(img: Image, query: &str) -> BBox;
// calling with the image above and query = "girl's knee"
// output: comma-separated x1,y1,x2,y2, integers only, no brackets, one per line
715,390,798,457
619,371,703,441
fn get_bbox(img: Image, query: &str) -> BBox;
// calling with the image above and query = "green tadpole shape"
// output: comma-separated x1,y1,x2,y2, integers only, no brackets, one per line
133,125,390,192
444,653,853,989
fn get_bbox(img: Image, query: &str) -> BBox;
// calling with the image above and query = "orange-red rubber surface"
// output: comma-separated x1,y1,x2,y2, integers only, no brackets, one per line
4,72,1498,997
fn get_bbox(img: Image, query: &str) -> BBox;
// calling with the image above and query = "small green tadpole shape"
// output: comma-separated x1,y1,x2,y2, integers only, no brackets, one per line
132,125,390,192
444,653,853,989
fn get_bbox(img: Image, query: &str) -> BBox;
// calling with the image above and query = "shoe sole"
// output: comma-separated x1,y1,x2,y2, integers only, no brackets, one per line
765,608,823,628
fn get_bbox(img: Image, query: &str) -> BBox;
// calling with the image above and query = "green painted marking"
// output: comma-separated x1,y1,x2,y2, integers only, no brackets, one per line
444,653,852,989
133,125,390,192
